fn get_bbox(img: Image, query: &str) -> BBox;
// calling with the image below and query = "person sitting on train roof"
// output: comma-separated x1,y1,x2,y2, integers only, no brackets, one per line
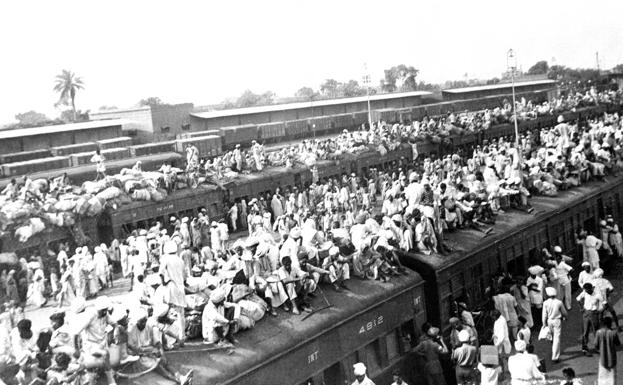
127,308,193,385
201,286,240,346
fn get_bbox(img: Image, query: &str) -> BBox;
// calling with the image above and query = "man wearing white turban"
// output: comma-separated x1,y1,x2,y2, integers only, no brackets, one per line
127,308,193,385
158,241,187,342
352,362,375,385
542,286,566,363
201,286,239,345
508,340,544,385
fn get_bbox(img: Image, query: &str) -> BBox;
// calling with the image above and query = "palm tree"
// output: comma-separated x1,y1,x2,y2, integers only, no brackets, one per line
53,70,84,121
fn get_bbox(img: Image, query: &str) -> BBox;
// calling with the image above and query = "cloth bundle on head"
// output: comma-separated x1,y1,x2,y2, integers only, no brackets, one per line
245,237,260,248
210,287,227,303
163,241,178,255
95,295,112,311
111,306,128,323
427,327,440,337
528,265,544,276
131,308,148,323
514,339,527,352
593,268,604,278
545,287,557,297
72,297,87,314
353,363,367,376
146,274,161,286
153,304,169,318
458,330,470,343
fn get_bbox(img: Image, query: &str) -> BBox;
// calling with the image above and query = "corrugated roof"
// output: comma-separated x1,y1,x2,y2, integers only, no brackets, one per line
442,79,556,94
0,119,129,140
191,91,432,119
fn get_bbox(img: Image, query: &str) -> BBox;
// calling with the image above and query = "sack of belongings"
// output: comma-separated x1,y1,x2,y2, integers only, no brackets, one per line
14,217,46,243
43,212,64,227
82,180,108,195
1,201,34,222
74,196,91,216
149,188,167,202
86,196,104,216
132,189,151,201
96,186,122,201
54,198,77,212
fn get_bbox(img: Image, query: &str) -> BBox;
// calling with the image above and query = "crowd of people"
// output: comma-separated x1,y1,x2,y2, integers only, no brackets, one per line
1,87,623,385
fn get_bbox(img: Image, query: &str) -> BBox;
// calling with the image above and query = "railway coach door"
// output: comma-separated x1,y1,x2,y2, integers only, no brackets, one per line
96,212,113,245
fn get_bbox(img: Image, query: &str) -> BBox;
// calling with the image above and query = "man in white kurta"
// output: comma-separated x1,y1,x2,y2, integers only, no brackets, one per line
158,241,188,342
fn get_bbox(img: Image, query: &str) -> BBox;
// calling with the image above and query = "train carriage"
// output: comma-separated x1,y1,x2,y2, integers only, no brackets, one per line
138,271,427,385
399,177,623,334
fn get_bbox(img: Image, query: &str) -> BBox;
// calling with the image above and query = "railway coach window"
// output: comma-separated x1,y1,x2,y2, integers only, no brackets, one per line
362,339,383,376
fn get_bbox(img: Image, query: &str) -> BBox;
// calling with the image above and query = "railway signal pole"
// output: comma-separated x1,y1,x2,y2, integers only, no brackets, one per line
507,49,523,182
363,63,372,129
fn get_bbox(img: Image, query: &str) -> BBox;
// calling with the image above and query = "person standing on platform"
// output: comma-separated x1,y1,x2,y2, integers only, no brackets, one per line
553,250,573,311
577,230,603,270
592,268,620,330
527,265,545,329
578,262,593,289
90,149,106,181
542,287,566,363
577,282,603,356
508,340,545,385
352,362,375,385
492,309,511,375
595,316,620,385
451,329,477,384
414,327,448,385
158,241,188,343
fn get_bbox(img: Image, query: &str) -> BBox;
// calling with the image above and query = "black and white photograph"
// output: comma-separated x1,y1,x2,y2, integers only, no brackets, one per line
1,1,623,384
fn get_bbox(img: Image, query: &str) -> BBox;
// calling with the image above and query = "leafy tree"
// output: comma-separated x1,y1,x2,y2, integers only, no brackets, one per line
53,69,84,122
548,65,600,83
612,63,623,73
338,80,366,97
381,65,419,93
236,90,260,108
139,97,165,107
258,91,275,105
61,109,89,123
528,60,549,75
14,111,49,126
234,90,275,108
295,87,318,100
320,79,340,98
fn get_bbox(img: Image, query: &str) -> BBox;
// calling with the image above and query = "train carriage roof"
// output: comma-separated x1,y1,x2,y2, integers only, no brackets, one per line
404,178,622,272
191,91,432,120
441,79,556,95
0,119,130,140
139,271,424,385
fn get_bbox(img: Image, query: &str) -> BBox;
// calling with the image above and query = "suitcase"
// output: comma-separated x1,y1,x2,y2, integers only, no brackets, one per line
479,345,499,365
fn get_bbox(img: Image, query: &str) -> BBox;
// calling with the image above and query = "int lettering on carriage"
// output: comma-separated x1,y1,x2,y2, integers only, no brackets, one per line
307,350,319,365
358,315,384,334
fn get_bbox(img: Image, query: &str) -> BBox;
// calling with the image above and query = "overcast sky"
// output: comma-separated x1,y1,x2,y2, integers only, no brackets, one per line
1,0,622,124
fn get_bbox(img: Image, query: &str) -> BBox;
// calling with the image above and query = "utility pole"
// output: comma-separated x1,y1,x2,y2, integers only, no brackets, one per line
596,51,600,72
507,49,523,182
363,63,372,129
